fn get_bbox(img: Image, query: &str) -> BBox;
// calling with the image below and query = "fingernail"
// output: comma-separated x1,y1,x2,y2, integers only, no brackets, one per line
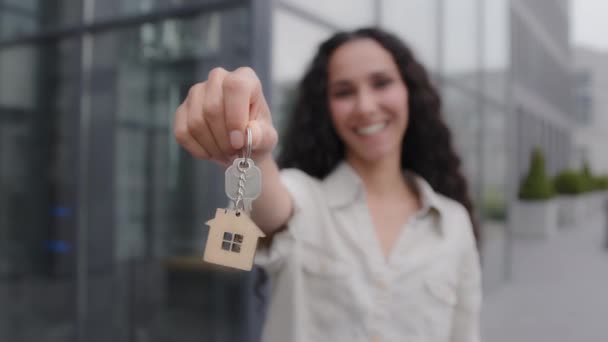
230,130,244,149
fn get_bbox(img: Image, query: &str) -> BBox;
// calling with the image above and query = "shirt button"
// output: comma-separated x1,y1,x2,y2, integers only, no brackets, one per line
370,334,381,342
376,279,388,290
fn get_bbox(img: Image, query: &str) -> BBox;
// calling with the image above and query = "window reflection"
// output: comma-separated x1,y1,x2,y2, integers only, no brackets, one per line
94,0,222,21
0,38,79,342
86,8,253,341
0,11,38,39
102,12,225,260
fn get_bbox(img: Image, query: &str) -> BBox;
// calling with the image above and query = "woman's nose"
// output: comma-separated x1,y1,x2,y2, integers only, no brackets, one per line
354,88,378,116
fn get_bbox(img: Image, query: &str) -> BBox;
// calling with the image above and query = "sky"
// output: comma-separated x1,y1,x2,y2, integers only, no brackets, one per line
572,0,608,51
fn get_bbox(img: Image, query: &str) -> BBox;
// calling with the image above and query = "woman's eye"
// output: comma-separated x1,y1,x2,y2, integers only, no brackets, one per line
373,79,393,89
332,89,353,98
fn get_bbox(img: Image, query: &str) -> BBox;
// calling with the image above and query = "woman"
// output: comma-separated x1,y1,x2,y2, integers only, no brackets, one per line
174,27,481,342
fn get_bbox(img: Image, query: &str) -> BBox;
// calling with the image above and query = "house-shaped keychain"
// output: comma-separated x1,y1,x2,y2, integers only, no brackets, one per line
203,208,266,271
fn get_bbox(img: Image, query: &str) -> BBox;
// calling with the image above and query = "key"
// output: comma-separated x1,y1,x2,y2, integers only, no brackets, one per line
225,158,262,202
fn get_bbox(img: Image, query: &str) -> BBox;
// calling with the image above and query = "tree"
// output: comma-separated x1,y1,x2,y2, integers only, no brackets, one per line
518,147,554,200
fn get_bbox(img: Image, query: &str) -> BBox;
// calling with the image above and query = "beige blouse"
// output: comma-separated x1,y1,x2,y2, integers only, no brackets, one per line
255,162,481,342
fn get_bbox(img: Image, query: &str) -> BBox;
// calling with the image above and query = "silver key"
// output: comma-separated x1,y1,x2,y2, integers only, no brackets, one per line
225,158,262,201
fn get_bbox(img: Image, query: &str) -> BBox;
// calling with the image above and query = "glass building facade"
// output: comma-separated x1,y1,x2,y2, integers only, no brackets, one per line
0,0,572,341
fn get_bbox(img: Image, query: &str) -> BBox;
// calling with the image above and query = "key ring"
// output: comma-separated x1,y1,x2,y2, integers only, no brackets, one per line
243,126,252,159
238,127,252,172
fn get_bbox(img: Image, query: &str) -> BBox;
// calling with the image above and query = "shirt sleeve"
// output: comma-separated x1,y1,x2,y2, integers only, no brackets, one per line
254,168,318,275
450,214,482,342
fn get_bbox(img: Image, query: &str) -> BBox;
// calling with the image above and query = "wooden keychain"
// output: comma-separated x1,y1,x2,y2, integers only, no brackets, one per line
203,127,265,271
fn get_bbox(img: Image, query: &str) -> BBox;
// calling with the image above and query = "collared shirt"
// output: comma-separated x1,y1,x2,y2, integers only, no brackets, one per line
255,162,481,342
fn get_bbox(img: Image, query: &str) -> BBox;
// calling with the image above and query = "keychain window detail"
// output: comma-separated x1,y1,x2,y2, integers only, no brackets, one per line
221,232,244,253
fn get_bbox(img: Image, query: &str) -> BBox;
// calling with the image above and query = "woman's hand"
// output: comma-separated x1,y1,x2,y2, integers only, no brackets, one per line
173,67,278,166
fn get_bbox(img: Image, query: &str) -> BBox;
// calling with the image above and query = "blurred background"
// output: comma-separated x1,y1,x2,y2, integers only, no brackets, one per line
0,0,606,341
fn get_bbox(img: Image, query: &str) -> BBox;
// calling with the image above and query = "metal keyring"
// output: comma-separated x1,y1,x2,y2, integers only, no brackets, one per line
237,127,252,171
244,126,252,160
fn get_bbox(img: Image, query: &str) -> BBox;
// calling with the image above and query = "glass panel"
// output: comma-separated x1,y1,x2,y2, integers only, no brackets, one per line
85,7,253,342
3,0,39,11
1,4,260,342
380,0,439,72
480,104,508,292
0,0,82,41
92,0,243,21
0,38,80,342
482,0,509,103
0,11,39,40
109,11,228,262
441,85,481,200
41,0,83,29
511,13,571,115
442,0,479,89
481,105,507,222
280,0,374,29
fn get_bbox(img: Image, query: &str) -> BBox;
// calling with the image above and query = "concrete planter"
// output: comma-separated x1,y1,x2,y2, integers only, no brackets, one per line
556,196,585,228
593,191,608,218
582,192,604,215
592,191,608,212
510,199,558,238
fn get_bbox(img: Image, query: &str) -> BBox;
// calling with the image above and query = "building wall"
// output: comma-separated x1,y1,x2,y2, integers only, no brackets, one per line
573,47,608,173
509,0,573,188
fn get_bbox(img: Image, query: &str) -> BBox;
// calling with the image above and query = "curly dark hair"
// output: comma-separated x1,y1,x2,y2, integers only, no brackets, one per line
277,27,480,245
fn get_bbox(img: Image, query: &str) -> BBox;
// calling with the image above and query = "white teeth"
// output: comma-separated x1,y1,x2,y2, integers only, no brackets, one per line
356,122,387,136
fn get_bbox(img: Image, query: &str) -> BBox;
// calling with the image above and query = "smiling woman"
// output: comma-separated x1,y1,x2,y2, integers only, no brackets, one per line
173,27,481,342
327,38,409,165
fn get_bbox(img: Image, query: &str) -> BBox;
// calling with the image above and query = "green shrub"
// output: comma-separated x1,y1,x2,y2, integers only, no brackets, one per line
554,170,586,195
595,176,608,190
518,148,554,200
481,187,507,221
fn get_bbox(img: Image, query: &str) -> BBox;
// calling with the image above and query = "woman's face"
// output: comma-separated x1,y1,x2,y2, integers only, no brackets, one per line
327,38,409,165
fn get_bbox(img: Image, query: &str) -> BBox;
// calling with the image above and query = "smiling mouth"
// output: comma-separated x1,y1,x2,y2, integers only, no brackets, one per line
355,121,388,136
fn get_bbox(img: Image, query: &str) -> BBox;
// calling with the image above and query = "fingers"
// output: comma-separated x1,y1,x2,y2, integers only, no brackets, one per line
185,82,226,162
223,67,264,150
173,66,276,164
173,103,209,160
204,67,235,157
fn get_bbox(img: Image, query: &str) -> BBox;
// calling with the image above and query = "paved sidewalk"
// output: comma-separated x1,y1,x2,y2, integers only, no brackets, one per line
482,211,608,342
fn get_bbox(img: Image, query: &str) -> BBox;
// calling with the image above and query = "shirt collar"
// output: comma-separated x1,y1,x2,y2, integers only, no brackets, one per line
322,162,364,208
322,161,442,217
